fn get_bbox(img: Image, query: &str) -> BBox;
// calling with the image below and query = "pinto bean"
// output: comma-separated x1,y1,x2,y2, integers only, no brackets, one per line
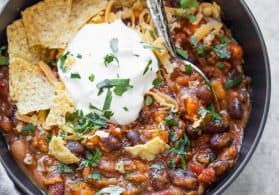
210,133,232,150
126,130,141,145
196,85,213,105
65,140,85,156
228,98,244,119
0,115,12,133
10,139,27,162
48,182,65,195
169,169,198,190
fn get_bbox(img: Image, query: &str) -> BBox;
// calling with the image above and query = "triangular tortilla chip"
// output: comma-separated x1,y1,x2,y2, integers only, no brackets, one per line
7,20,41,63
9,58,54,114
22,0,72,49
69,0,108,34
45,89,75,128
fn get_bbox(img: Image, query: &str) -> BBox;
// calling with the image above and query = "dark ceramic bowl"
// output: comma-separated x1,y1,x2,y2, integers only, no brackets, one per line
0,0,271,194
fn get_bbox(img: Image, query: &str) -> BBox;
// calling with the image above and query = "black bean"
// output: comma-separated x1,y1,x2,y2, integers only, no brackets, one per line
102,136,122,152
204,120,227,134
65,141,85,156
210,133,232,150
228,98,243,119
197,85,213,105
126,130,141,145
48,182,64,195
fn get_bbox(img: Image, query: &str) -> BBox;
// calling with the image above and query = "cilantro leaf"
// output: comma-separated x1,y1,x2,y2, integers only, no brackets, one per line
80,150,102,168
70,72,81,79
198,104,222,121
97,79,132,96
57,163,74,174
59,52,70,73
185,64,192,75
145,95,153,106
213,44,231,59
224,76,242,89
89,74,95,82
176,48,188,59
143,60,153,75
104,53,119,67
152,78,162,89
21,123,35,136
164,113,178,126
103,89,112,111
90,172,102,181
180,0,199,9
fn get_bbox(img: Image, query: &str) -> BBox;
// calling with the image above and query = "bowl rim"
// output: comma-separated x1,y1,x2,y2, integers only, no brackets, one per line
0,0,271,194
210,0,271,194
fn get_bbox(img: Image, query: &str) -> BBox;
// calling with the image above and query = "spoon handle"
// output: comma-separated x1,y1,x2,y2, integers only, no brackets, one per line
147,0,177,56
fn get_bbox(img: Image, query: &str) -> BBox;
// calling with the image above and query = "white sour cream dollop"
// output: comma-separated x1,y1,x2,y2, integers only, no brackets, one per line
58,20,158,125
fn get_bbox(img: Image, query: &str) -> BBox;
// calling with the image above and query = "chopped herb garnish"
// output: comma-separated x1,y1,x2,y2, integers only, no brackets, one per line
80,150,102,168
46,134,52,143
103,110,114,119
176,48,188,59
142,43,163,51
213,44,231,59
110,38,119,53
199,104,222,121
0,56,9,66
104,53,119,67
46,59,57,67
21,123,35,136
123,107,128,112
150,163,164,178
164,113,178,126
97,78,133,96
152,78,162,89
77,54,82,59
224,76,242,89
196,45,206,56
180,0,199,9
0,45,7,52
89,74,95,82
96,186,125,195
57,163,74,174
133,54,140,57
90,172,102,181
145,95,153,106
220,35,231,44
185,64,192,75
217,62,225,70
168,134,190,170
187,15,196,23
59,130,67,139
167,159,176,169
168,129,178,143
59,52,70,73
149,30,156,39
67,110,107,135
103,88,112,110
70,72,81,79
143,60,153,75
190,37,198,47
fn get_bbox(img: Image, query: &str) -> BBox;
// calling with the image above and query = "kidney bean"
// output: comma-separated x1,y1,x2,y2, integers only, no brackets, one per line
228,98,244,119
204,120,227,134
102,136,122,152
209,160,233,176
0,115,12,133
126,130,141,145
196,85,213,105
48,182,65,195
169,169,198,190
10,139,27,162
65,140,85,156
0,79,9,97
0,102,13,116
210,133,232,150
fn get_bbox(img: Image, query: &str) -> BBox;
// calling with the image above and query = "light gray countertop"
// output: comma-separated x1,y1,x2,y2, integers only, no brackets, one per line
0,0,278,194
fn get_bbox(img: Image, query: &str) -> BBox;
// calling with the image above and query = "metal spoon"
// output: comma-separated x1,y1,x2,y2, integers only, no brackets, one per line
147,0,219,108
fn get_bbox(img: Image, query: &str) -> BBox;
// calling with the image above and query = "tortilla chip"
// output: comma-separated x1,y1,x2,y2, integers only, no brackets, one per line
70,0,108,33
45,89,75,128
22,0,71,49
49,136,79,164
9,58,54,114
7,20,41,63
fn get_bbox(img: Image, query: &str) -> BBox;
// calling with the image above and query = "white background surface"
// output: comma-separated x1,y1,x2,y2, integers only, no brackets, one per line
0,0,278,194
